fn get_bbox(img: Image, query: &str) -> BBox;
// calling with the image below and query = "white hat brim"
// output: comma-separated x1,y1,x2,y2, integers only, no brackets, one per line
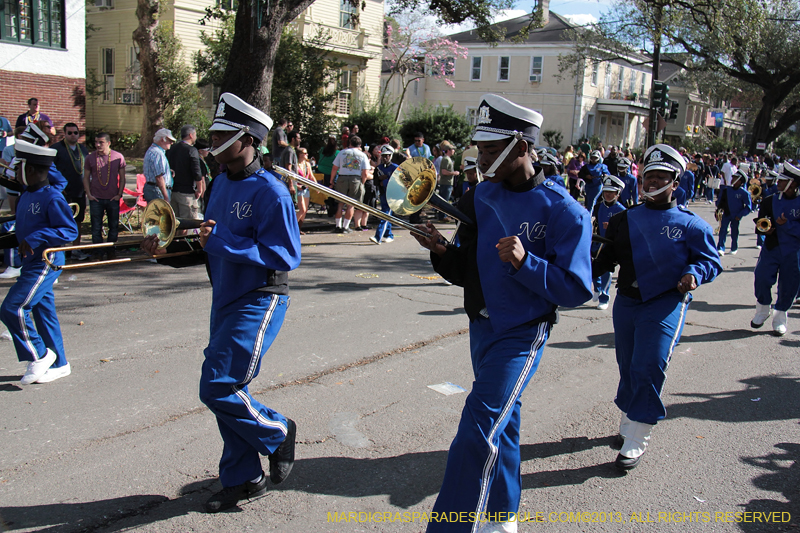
209,123,240,132
472,131,511,142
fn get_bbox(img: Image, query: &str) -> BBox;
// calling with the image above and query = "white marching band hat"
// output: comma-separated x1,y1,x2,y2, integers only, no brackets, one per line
471,94,543,144
616,157,631,170
778,162,800,182
642,144,687,178
20,123,49,146
209,93,274,157
380,145,394,155
602,174,625,192
14,139,57,166
462,156,478,171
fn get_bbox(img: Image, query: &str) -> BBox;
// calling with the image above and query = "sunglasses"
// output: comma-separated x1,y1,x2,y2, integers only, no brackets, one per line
66,131,79,135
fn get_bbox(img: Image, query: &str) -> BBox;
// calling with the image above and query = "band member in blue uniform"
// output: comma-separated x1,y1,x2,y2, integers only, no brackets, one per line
143,93,301,512
755,170,778,250
592,144,721,471
591,175,626,310
716,168,753,255
0,140,78,384
616,157,638,207
370,145,398,245
577,150,609,210
414,94,593,532
750,162,800,336
536,149,566,188
18,122,68,192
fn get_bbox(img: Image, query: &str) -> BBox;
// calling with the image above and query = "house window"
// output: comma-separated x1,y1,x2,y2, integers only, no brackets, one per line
101,47,115,102
339,0,356,29
337,69,353,115
215,0,236,9
498,56,510,81
466,107,480,126
471,57,482,81
640,73,647,97
128,46,141,89
604,64,612,98
586,113,595,137
530,56,543,82
629,71,637,96
1,0,64,48
617,66,624,94
591,61,599,86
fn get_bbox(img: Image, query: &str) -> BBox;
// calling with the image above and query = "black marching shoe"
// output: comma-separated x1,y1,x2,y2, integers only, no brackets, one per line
204,472,268,513
269,418,296,484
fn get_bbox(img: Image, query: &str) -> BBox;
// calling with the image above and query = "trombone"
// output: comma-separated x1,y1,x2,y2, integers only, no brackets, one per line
42,199,203,270
273,157,474,238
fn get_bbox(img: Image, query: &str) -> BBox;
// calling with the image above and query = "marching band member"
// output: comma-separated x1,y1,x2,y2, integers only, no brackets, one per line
591,175,626,310
578,149,609,210
370,145,398,245
414,94,593,532
716,168,753,255
750,163,800,336
592,144,721,471
143,93,301,512
755,170,778,250
0,140,78,384
537,149,566,188
616,157,638,207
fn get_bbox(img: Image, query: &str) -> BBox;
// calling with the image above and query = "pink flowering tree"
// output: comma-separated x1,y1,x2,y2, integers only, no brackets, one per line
381,17,469,121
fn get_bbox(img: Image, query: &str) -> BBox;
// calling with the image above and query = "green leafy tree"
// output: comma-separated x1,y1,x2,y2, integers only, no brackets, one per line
558,0,800,153
542,130,563,150
346,102,401,147
399,104,472,149
218,0,532,112
193,7,235,89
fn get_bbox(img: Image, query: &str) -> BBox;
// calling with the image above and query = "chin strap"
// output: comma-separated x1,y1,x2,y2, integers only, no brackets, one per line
16,158,27,186
642,180,675,201
211,128,248,157
482,132,523,179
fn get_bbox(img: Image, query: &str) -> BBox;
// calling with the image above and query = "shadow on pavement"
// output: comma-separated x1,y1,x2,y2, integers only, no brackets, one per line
666,375,800,423
677,328,759,343
688,301,753,313
547,332,616,350
737,442,800,532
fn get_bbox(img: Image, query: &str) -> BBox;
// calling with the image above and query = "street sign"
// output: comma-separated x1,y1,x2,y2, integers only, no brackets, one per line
756,142,767,150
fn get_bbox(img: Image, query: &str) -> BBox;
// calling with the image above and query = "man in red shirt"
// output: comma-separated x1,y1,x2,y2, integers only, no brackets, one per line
82,133,126,259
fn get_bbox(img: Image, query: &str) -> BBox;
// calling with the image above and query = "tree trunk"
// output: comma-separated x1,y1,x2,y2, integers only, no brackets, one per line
133,0,165,153
749,99,775,153
220,0,314,113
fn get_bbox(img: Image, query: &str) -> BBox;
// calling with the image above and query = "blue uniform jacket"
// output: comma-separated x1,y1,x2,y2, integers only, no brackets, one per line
618,172,638,206
772,194,800,252
679,170,694,198
204,167,301,309
673,186,687,206
15,184,78,267
627,204,721,301
475,178,593,333
47,163,68,192
717,186,752,219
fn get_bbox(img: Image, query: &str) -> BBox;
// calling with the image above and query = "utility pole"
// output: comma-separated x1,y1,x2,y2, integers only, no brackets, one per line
647,2,663,148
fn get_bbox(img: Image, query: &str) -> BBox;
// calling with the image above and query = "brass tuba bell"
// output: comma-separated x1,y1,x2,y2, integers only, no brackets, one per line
755,217,772,233
748,180,762,202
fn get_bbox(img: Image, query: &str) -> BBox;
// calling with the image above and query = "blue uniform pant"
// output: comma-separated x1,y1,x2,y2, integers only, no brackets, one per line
199,292,290,488
584,182,601,211
0,262,66,366
717,215,740,252
593,272,612,305
754,245,800,312
756,232,765,248
612,292,691,425
1,221,20,268
705,187,715,202
428,318,549,533
374,191,393,242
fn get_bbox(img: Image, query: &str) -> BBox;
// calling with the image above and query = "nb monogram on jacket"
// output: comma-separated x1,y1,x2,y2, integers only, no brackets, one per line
661,225,683,240
517,221,547,242
27,202,41,215
230,201,253,219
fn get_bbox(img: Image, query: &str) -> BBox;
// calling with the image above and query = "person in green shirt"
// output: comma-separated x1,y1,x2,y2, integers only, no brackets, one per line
437,141,459,221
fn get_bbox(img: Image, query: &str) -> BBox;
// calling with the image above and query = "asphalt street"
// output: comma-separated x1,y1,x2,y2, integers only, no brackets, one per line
0,201,797,533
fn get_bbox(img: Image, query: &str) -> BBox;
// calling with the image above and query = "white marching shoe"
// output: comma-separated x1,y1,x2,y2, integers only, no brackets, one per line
0,266,21,279
615,420,654,471
751,303,772,328
36,362,71,383
772,310,788,336
619,412,632,440
20,348,57,385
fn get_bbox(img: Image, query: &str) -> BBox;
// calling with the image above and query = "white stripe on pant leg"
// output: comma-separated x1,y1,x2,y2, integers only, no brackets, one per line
17,264,51,360
471,322,548,533
658,294,690,397
244,295,279,384
233,385,288,436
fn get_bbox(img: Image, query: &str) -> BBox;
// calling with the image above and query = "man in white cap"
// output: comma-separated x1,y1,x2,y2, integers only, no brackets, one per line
143,127,176,202
593,144,721,471
414,94,593,532
143,93,301,513
370,144,398,244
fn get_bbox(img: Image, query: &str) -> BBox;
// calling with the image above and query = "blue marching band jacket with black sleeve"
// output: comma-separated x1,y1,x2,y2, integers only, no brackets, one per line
431,170,593,333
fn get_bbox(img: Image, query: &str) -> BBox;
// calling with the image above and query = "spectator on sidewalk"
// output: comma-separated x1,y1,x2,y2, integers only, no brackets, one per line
15,98,54,131
83,133,126,259
0,115,12,153
437,141,459,220
408,132,432,159
271,117,289,163
331,135,370,233
143,128,175,202
53,123,90,259
167,125,205,221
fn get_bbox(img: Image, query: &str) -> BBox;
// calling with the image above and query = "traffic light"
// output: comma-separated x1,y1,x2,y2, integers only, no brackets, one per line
652,81,670,114
668,100,679,120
